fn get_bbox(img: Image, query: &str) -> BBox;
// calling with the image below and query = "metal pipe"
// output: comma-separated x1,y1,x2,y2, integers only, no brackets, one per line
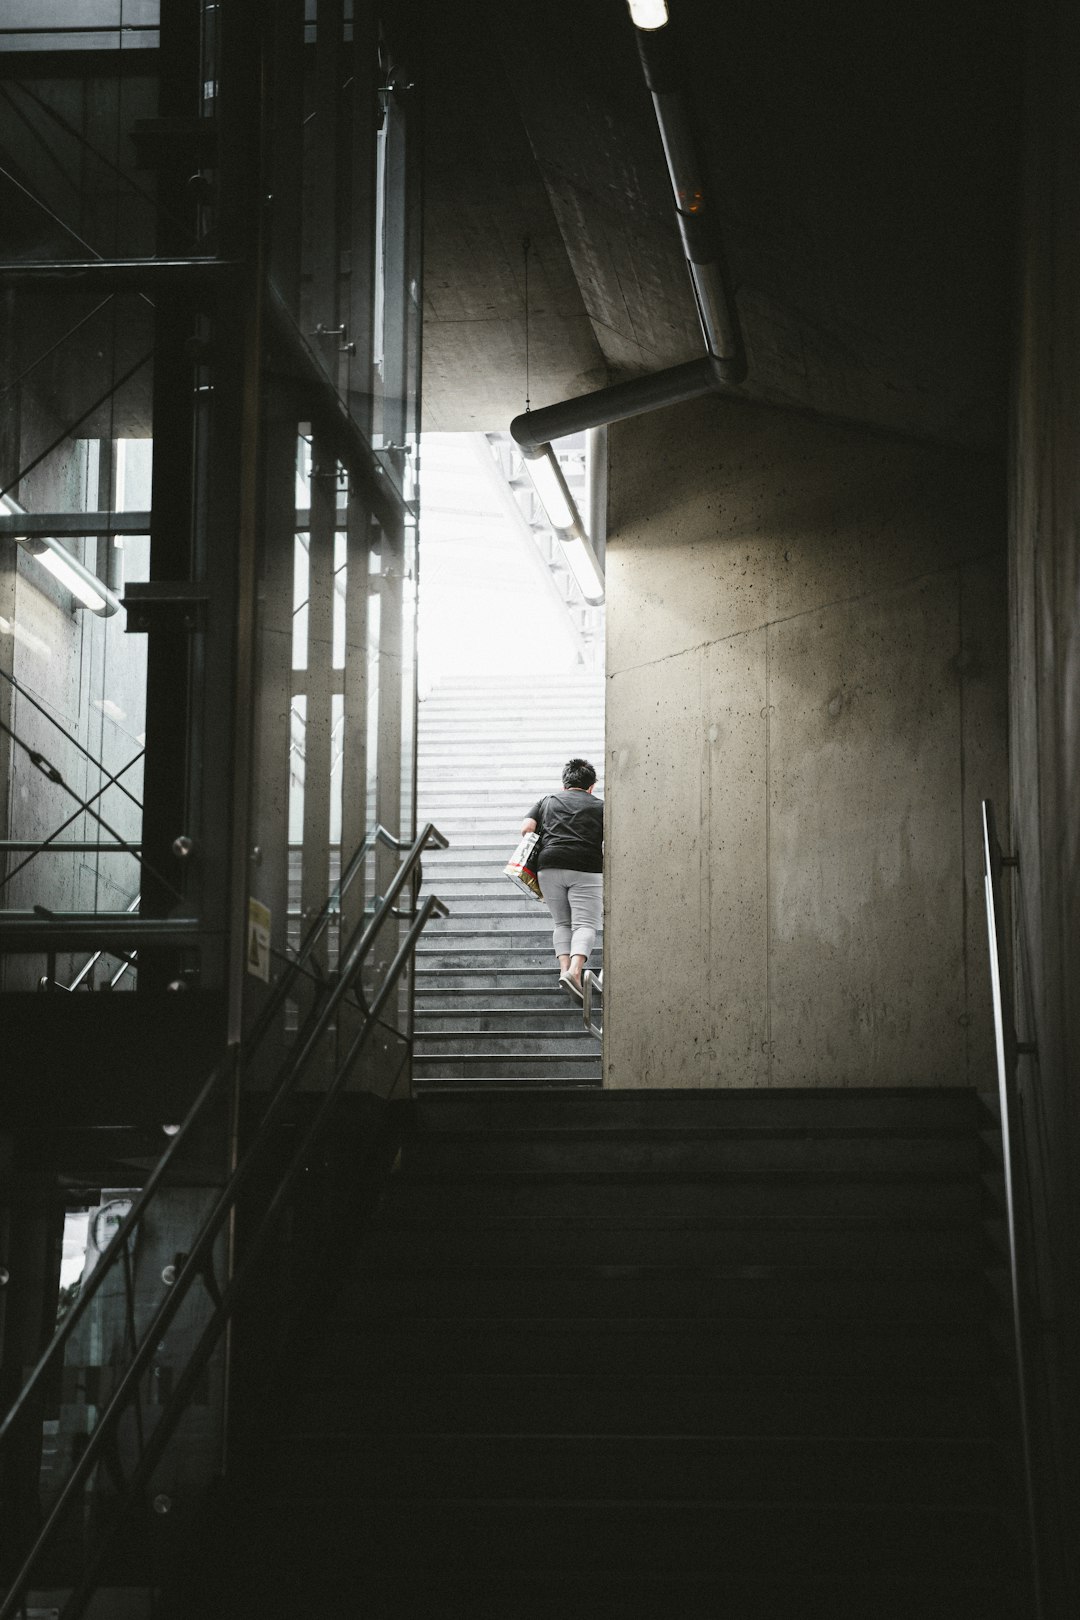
509,13,748,466
635,23,746,378
0,258,240,291
982,799,1045,1619
0,914,199,951
510,355,719,455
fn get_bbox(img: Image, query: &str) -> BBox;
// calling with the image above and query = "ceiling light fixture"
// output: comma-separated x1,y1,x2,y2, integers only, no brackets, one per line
1,493,121,616
36,546,110,612
520,242,605,605
524,446,576,533
627,0,669,29
523,447,605,606
560,532,606,607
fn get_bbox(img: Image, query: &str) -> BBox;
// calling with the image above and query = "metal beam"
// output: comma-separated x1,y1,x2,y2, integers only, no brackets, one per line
0,259,241,292
0,915,200,951
266,282,409,542
0,511,151,538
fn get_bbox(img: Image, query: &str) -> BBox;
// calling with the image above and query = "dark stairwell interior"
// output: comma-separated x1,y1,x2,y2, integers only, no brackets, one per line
167,1084,1033,1618
2,3,1078,1618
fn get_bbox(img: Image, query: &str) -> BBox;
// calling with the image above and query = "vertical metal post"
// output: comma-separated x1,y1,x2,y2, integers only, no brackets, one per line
0,288,17,945
346,0,378,439
139,0,201,982
982,799,1044,1619
373,529,403,904
300,436,337,976
339,491,371,949
312,0,344,381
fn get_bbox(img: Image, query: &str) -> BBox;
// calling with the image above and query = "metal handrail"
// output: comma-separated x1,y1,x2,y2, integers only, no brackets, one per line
982,798,1043,1618
0,820,424,1455
40,893,141,992
0,821,448,1619
582,967,603,1039
58,892,448,1620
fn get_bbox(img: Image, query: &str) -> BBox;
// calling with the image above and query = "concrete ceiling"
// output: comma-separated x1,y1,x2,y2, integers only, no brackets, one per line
420,0,1019,447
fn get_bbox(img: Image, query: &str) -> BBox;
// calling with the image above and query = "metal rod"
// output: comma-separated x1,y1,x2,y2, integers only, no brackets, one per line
0,717,180,903
510,356,719,455
0,259,240,290
0,914,198,951
0,822,441,1457
0,747,144,895
0,841,142,853
59,896,140,992
0,510,152,538
0,840,449,1619
582,967,603,1039
54,895,449,1620
0,668,143,812
981,798,1044,1619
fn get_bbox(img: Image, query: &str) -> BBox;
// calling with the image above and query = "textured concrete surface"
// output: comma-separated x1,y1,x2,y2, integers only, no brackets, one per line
605,394,1007,1089
1007,0,1080,1594
420,1,1016,443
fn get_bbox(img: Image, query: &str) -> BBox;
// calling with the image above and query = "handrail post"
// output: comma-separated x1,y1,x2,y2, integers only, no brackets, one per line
0,820,449,1620
982,798,1044,1619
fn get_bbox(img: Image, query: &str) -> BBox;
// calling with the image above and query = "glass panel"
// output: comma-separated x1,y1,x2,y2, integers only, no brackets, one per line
292,534,310,673
0,286,155,991
332,528,346,669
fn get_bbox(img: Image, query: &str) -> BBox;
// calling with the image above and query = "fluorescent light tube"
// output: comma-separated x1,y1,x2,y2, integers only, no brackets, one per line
36,545,109,612
559,533,605,606
2,492,121,615
524,447,576,532
627,0,669,29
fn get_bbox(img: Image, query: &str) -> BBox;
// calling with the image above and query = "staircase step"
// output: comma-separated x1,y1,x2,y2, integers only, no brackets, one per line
378,1171,985,1221
415,1008,588,1029
414,1033,599,1057
359,1215,991,1268
415,951,575,970
413,969,573,990
334,1265,989,1325
411,1055,602,1079
408,1087,984,1133
422,917,588,937
397,1127,980,1175
413,1074,603,1091
324,1319,999,1377
256,1498,1023,1585
278,1432,1003,1507
292,1368,1004,1440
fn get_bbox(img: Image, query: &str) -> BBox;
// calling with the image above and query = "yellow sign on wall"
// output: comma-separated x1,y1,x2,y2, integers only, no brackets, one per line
247,898,271,982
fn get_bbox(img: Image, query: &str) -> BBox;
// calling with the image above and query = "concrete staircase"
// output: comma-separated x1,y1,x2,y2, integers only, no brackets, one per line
414,671,604,1090
209,1086,1034,1618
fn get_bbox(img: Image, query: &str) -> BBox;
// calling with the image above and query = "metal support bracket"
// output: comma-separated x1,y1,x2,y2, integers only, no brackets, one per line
121,581,210,633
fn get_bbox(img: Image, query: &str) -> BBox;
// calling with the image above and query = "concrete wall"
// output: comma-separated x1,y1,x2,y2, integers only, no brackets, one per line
605,395,1007,1089
1008,0,1080,1596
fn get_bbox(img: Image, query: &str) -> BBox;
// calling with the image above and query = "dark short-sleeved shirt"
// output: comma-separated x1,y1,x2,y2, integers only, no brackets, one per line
527,789,604,873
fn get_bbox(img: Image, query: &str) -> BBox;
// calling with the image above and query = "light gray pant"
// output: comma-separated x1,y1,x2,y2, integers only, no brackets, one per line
538,867,603,962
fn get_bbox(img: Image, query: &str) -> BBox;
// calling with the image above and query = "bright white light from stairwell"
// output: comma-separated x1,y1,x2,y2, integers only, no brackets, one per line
627,0,669,29
525,448,575,532
559,533,605,606
37,546,108,612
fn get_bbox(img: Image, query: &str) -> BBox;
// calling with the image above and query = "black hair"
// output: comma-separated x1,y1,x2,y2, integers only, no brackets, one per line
562,758,597,791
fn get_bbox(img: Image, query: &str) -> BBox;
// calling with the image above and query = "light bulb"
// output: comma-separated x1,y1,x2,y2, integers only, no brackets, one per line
37,547,108,611
559,533,605,606
525,448,576,532
627,0,669,29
